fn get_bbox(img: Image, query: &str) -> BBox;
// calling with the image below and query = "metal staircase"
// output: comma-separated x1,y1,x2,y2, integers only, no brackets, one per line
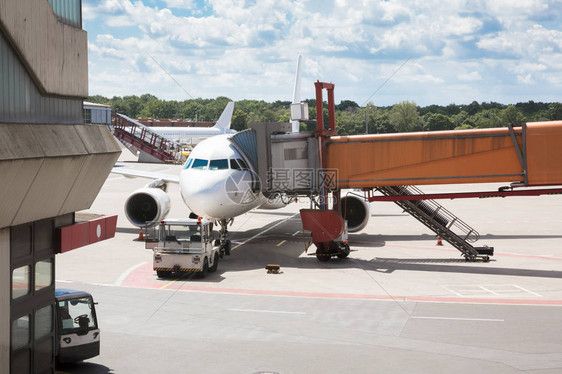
377,185,493,261
112,113,184,164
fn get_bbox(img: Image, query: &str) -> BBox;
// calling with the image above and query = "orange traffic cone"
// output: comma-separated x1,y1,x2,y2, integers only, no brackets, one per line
436,236,443,246
138,228,144,240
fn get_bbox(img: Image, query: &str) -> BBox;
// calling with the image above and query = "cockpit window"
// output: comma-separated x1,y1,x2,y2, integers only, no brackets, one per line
237,158,249,170
209,159,229,170
184,158,193,169
230,159,241,170
191,159,208,169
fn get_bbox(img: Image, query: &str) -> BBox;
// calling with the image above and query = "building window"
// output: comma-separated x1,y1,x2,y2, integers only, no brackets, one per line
11,315,30,350
34,305,53,340
12,266,30,299
84,108,92,124
35,259,53,291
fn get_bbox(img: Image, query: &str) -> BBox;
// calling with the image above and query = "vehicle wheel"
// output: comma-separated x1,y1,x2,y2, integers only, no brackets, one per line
209,253,219,272
337,243,350,259
224,240,231,256
315,243,331,262
199,257,209,278
157,270,172,278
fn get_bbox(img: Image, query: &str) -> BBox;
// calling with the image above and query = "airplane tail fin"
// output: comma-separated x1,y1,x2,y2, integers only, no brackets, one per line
213,101,235,131
292,55,303,105
290,55,306,133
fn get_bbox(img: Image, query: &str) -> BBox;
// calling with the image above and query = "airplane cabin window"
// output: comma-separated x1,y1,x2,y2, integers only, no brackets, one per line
191,159,209,169
237,158,249,170
209,159,229,170
230,159,241,170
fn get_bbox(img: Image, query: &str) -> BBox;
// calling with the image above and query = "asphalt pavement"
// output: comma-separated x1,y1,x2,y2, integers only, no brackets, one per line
55,149,562,373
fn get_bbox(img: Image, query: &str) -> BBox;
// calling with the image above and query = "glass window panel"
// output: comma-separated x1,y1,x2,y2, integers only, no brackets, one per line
237,158,249,170
35,305,53,340
230,159,241,169
11,224,32,259
209,159,229,170
11,315,30,350
191,159,208,169
35,259,53,291
12,266,30,299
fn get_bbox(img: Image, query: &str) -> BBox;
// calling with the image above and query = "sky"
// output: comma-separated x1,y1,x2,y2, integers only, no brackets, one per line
84,0,562,106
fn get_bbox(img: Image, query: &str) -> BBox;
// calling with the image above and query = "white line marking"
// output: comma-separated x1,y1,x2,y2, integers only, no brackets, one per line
232,213,299,251
292,231,300,236
115,261,147,286
441,286,465,297
410,316,504,322
512,284,543,297
228,308,306,315
480,286,501,296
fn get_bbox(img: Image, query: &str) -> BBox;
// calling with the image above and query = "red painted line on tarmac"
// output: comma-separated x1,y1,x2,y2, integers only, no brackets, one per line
120,265,562,306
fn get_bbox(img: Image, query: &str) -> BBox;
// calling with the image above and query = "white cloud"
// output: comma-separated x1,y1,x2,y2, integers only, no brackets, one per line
84,0,562,105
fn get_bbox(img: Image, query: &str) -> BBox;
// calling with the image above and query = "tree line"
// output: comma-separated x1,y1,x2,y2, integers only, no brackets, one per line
88,94,562,135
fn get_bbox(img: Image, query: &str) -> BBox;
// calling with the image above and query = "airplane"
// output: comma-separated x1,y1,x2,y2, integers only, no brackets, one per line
148,101,236,145
112,56,370,255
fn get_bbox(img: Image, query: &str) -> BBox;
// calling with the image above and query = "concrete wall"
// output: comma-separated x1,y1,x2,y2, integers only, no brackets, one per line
0,0,88,97
0,228,9,374
0,124,121,228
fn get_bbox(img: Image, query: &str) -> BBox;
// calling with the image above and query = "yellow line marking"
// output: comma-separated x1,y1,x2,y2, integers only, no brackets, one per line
276,240,287,247
158,272,191,290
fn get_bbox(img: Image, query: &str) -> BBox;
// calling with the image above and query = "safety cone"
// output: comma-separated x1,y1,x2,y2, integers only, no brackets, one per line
138,228,144,240
436,236,443,246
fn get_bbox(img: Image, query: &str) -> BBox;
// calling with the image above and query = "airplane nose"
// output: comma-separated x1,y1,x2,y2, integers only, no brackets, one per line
181,170,259,219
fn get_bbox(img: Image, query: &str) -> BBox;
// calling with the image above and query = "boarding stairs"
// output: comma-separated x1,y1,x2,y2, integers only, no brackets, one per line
377,185,494,261
112,113,184,164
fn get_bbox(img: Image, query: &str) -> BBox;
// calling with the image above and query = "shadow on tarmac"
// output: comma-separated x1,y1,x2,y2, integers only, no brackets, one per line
57,362,113,374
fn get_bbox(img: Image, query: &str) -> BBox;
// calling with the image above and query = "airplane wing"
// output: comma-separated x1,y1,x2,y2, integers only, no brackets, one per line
111,166,180,184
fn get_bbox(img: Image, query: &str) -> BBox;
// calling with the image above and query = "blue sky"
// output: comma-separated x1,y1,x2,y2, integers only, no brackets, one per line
84,0,562,106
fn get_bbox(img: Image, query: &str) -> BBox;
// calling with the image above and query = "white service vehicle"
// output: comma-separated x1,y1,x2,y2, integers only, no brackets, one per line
152,218,220,278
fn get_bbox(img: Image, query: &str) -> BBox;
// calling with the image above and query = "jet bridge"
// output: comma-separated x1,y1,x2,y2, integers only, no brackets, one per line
229,81,562,261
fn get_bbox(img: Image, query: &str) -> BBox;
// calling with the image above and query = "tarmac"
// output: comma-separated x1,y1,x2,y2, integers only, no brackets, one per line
55,146,562,373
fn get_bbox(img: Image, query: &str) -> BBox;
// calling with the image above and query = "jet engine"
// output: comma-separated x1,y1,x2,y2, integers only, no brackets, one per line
340,194,370,232
124,186,171,228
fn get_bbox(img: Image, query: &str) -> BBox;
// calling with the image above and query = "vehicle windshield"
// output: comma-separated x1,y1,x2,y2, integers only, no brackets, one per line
58,297,97,335
160,224,200,241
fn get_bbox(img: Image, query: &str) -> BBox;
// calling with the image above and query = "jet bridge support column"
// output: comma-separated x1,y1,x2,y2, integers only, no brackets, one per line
300,82,349,260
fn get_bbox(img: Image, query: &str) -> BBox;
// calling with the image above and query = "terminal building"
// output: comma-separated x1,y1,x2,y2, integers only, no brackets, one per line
0,1,120,372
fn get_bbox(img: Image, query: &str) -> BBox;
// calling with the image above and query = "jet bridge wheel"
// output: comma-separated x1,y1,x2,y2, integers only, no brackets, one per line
315,243,331,262
337,243,350,259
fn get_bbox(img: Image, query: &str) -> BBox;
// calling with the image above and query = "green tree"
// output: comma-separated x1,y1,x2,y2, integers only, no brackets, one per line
231,109,248,131
389,101,420,132
422,113,454,131
502,105,525,124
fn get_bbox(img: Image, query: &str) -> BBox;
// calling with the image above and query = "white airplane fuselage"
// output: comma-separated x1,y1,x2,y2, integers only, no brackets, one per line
179,134,266,220
155,127,236,144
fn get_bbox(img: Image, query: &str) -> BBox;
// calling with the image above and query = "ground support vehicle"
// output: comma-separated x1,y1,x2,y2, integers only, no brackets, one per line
152,218,220,278
55,289,100,364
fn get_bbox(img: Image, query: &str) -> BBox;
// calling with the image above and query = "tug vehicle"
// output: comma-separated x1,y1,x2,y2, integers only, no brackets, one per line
152,218,220,278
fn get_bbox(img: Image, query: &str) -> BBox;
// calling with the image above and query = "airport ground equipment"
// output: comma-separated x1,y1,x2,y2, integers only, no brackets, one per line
376,186,493,261
55,289,100,364
112,113,185,163
229,80,562,261
151,218,220,278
